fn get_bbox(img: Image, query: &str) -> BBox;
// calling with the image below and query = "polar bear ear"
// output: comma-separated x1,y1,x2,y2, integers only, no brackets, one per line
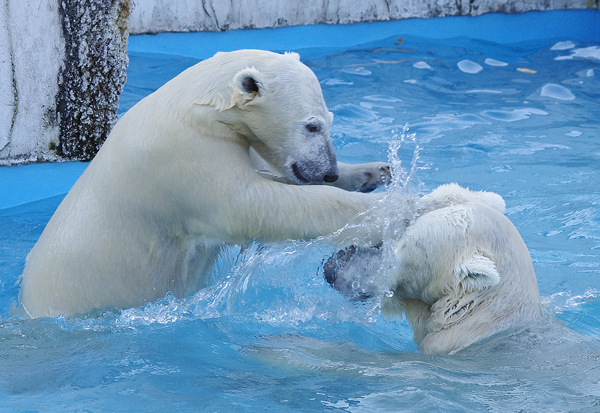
232,67,266,106
457,253,501,292
476,191,506,213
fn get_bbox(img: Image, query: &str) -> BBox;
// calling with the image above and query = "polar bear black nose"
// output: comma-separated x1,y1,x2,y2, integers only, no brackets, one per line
323,173,339,183
292,161,338,184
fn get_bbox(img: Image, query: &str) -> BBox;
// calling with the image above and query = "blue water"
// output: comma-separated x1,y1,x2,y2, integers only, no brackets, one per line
1,10,600,412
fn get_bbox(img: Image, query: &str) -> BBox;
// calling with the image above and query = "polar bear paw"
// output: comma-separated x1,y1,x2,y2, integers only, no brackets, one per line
334,162,391,193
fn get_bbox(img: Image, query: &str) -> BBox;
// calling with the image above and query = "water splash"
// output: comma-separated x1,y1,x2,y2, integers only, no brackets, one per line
378,125,425,277
386,124,423,193
321,126,427,303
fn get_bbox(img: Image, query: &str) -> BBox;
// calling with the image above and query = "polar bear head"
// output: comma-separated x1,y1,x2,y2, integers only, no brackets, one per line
381,184,541,353
192,50,339,184
386,185,505,307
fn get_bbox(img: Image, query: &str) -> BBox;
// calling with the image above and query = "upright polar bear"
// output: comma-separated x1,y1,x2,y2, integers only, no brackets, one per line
18,50,389,318
326,184,542,354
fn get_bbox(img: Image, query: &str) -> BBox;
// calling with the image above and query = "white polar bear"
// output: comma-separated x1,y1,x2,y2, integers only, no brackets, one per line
326,184,542,354
17,50,389,318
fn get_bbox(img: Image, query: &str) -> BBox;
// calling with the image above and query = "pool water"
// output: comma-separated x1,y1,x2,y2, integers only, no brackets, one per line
1,11,600,412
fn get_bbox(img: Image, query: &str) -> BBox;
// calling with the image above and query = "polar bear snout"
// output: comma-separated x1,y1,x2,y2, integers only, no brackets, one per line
292,159,339,183
289,135,339,184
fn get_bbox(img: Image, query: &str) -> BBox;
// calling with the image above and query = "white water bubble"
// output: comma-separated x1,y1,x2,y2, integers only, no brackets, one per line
566,131,582,137
413,61,431,69
551,41,576,50
587,69,594,77
484,58,508,67
457,60,483,74
541,83,575,100
404,79,418,84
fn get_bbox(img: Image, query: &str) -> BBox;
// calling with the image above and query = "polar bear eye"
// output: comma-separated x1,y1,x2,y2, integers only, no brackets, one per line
305,123,321,133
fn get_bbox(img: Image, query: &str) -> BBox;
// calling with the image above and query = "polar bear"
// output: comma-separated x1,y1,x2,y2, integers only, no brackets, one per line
326,184,542,354
17,50,389,318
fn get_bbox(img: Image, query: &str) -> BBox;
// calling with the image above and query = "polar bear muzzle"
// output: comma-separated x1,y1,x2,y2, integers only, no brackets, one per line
291,161,339,183
291,157,339,183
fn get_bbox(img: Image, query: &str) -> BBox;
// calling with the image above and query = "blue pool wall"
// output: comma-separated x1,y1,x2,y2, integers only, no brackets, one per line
129,9,600,60
0,9,598,211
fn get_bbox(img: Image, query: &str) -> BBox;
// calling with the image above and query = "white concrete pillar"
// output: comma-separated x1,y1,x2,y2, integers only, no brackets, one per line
0,0,129,165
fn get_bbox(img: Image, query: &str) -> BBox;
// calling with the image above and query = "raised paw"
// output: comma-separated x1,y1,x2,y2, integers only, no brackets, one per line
333,162,391,193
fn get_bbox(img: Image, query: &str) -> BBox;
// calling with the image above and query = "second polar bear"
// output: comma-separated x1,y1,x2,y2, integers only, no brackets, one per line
326,184,542,354
18,50,389,318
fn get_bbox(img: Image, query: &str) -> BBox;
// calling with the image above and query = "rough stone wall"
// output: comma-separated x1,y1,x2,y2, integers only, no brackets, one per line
56,0,130,161
0,0,129,165
129,0,591,34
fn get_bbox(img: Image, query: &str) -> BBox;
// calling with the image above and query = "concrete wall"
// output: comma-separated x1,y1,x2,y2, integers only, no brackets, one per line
0,1,64,164
129,0,590,34
0,0,129,165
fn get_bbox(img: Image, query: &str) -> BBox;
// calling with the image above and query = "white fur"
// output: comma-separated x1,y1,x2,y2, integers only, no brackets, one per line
18,50,385,318
382,184,541,354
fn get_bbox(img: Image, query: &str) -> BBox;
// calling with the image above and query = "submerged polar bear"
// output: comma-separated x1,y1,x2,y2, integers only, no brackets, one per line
18,50,389,318
326,184,542,354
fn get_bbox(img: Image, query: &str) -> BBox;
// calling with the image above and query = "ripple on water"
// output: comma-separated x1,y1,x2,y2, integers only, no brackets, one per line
480,108,548,122
555,46,600,61
540,83,575,100
551,40,576,50
341,67,372,76
363,94,402,103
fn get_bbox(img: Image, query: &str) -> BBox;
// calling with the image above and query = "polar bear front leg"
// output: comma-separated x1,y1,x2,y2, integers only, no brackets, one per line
249,148,390,192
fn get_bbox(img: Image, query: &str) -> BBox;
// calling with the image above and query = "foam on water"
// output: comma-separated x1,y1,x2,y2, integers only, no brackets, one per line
550,40,576,50
457,59,483,74
540,83,576,100
555,45,600,61
484,58,508,67
480,108,549,122
413,61,431,69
